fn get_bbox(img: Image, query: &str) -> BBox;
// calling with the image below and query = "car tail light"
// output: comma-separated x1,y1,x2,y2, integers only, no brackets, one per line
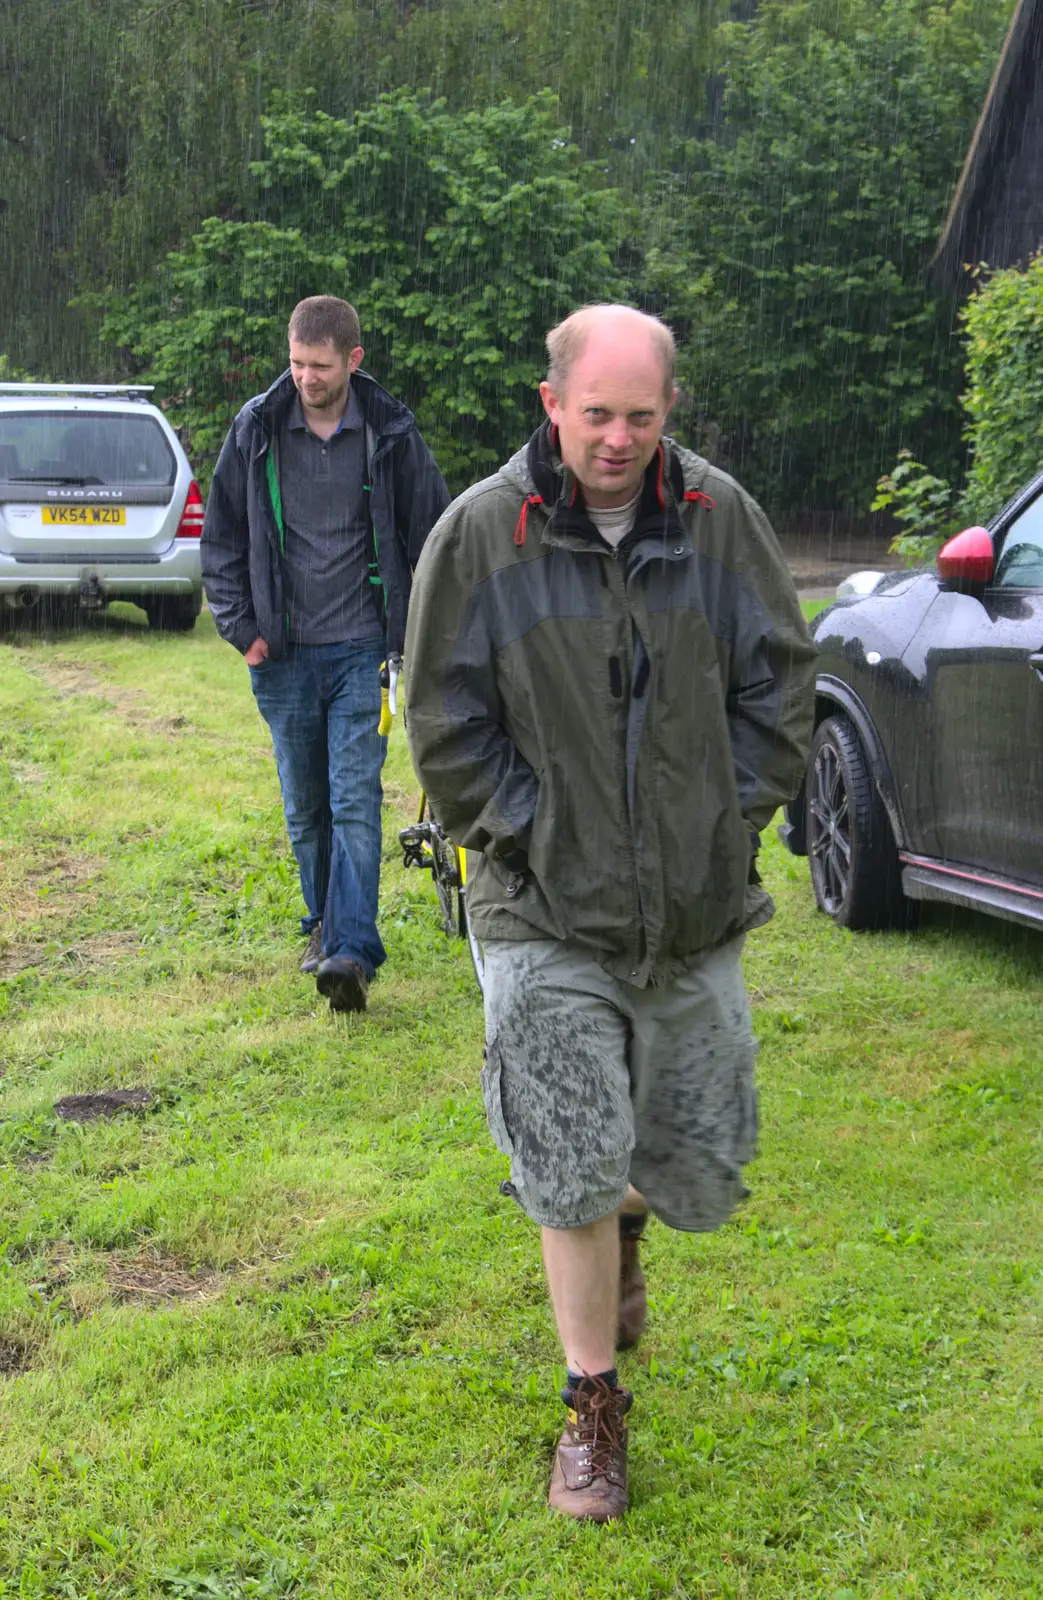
175,480,205,539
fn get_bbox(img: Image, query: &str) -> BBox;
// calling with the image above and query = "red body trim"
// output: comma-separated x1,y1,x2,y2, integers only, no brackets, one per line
900,853,1043,903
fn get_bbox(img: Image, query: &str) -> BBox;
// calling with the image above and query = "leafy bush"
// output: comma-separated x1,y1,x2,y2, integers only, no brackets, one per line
870,450,959,566
92,91,627,492
873,253,1043,564
960,253,1043,523
0,354,43,382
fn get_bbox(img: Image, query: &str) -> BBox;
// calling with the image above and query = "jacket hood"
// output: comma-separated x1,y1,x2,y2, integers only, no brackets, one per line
500,419,720,550
237,367,418,450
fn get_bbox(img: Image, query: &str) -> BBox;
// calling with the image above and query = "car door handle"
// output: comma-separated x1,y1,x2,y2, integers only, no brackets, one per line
1030,652,1043,682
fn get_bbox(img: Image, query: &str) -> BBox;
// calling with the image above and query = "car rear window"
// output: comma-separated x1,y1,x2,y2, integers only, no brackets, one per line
0,411,176,489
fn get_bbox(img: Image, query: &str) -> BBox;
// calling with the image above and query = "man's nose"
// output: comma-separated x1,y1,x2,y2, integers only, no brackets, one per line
604,417,630,451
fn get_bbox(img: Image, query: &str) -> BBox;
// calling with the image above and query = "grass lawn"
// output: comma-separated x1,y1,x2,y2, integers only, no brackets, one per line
0,606,1040,1599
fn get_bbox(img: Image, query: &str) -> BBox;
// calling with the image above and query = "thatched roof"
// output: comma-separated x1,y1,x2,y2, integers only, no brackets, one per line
932,0,1043,292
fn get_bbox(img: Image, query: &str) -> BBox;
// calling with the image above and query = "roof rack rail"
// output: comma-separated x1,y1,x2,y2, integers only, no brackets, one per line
0,383,155,397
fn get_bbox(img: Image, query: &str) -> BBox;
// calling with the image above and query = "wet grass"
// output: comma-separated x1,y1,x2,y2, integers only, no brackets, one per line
0,606,1040,1599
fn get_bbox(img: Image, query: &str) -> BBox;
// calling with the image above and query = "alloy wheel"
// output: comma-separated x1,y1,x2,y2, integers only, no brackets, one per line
808,736,852,916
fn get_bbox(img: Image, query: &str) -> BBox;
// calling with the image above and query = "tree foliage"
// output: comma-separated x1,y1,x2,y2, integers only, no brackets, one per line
870,450,961,564
1,0,1015,514
644,0,1009,512
0,0,722,376
95,92,627,490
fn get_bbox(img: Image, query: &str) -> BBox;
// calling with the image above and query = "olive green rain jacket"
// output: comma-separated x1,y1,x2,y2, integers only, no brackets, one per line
405,423,817,987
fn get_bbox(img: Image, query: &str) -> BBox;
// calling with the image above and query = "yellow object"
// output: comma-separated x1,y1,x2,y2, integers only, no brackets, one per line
378,661,392,736
42,506,126,525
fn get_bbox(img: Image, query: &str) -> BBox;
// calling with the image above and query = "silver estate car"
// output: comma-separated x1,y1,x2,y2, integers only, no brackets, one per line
0,383,203,631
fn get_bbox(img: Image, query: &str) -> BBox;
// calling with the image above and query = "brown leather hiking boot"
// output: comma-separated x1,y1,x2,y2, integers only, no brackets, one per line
617,1213,648,1351
548,1376,631,1523
299,924,324,974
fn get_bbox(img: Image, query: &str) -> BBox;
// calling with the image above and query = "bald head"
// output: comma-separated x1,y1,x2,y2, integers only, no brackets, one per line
545,305,676,403
540,305,678,509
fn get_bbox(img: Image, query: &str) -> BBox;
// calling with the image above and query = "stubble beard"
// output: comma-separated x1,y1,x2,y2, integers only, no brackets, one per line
299,376,350,421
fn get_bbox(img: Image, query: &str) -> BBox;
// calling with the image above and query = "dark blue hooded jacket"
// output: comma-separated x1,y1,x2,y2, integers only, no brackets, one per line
202,368,449,658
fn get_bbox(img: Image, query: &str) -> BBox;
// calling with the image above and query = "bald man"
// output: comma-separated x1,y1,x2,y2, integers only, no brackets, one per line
406,305,816,1521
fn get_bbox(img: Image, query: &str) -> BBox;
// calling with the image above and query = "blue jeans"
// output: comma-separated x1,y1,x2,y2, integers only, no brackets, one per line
250,641,387,979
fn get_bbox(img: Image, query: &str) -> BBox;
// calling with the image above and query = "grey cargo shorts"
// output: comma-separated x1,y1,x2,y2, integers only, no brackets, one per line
480,935,758,1233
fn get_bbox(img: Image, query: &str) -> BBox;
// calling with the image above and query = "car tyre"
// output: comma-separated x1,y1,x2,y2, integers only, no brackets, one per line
806,715,911,930
144,596,200,633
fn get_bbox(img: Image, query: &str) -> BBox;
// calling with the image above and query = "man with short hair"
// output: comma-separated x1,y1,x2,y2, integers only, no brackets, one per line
405,304,815,1519
203,295,448,1011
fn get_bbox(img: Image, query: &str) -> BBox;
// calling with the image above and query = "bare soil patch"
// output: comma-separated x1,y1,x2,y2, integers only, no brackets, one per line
53,1087,155,1122
106,1250,224,1305
28,657,145,716
61,930,140,965
21,1242,228,1315
1,849,103,933
26,657,188,737
28,1239,77,1292
146,712,189,736
878,1030,984,1100
26,851,100,896
9,760,47,786
0,1339,31,1378
0,929,140,980
383,777,420,816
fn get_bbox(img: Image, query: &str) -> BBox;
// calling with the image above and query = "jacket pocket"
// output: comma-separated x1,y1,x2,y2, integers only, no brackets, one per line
483,849,529,903
479,1037,514,1159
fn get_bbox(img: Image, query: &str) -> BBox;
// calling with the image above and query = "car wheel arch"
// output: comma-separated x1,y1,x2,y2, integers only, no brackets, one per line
811,676,908,851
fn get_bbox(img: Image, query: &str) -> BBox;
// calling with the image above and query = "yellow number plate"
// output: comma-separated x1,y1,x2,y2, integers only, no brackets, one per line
42,506,126,525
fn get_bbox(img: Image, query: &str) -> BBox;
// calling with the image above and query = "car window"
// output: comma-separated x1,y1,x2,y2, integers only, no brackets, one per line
0,411,176,488
995,491,1043,589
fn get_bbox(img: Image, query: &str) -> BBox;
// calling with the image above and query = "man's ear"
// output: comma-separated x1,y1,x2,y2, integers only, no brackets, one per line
539,379,560,423
349,346,365,374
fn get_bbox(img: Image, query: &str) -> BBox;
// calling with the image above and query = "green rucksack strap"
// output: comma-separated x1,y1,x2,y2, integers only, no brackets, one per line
265,443,285,553
364,422,387,620
265,438,290,640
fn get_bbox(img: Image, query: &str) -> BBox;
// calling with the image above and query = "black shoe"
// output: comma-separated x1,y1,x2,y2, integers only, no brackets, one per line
316,956,369,1013
300,924,324,974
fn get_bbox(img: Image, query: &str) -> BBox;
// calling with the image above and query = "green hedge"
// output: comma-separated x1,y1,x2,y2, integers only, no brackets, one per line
874,254,1043,564
961,253,1043,523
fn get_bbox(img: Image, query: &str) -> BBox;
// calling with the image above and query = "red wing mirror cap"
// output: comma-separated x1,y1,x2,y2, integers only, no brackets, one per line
937,526,994,585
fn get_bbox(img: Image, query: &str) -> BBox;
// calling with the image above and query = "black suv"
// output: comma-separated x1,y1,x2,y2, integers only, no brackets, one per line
782,476,1043,933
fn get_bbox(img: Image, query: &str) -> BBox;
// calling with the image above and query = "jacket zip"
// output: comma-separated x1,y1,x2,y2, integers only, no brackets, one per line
603,545,648,980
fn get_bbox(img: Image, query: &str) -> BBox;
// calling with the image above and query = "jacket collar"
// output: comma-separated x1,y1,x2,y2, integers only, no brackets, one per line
247,367,417,449
520,419,687,550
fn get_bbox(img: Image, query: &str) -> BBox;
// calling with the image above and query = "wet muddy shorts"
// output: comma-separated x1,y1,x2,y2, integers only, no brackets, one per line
480,936,758,1232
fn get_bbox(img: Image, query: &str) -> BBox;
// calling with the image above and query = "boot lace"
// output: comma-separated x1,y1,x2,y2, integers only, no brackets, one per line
575,1378,627,1476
